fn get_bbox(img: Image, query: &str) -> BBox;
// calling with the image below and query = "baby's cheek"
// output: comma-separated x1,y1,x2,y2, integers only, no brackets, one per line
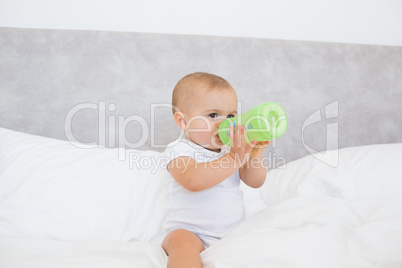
192,132,214,147
188,119,218,145
197,131,213,142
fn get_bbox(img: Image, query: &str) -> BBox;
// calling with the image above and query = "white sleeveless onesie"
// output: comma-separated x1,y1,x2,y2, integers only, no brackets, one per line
163,139,245,248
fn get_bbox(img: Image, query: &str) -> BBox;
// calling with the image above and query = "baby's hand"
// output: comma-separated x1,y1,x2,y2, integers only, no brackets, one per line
228,123,257,167
250,140,270,158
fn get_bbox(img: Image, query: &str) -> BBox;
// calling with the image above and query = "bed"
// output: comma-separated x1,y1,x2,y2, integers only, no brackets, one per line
1,27,402,267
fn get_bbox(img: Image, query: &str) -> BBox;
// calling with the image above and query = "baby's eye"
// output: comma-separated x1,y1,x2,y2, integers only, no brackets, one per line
208,113,218,118
227,114,235,119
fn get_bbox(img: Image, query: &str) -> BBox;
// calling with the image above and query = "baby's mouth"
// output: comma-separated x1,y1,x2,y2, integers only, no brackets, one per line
215,134,223,144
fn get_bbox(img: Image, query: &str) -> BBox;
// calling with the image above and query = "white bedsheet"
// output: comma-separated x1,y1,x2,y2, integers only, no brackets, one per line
0,236,167,268
2,194,401,268
202,195,402,268
201,143,402,268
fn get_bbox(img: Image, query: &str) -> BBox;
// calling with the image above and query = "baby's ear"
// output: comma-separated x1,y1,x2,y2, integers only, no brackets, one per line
173,112,186,130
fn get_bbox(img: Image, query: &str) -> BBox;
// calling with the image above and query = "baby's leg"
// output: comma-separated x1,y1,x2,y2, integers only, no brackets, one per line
162,229,205,268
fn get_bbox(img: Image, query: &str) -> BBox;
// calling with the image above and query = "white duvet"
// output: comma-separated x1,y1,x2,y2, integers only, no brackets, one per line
1,127,402,268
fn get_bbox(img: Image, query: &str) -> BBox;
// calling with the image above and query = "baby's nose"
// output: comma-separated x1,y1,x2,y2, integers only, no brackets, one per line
217,115,228,122
215,116,224,123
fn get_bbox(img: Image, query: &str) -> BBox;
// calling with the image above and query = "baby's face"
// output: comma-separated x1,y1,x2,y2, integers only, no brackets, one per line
182,87,238,152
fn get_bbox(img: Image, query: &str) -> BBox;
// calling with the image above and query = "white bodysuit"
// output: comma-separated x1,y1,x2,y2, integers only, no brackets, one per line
163,139,245,248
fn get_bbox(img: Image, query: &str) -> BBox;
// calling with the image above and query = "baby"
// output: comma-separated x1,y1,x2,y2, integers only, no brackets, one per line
162,72,270,268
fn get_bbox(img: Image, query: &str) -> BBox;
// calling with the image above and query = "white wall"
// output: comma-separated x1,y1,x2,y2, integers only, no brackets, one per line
0,0,401,46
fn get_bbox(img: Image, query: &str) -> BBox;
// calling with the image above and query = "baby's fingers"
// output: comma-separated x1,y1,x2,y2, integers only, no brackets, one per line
254,140,271,149
230,123,241,147
236,124,244,147
247,139,258,151
229,123,235,145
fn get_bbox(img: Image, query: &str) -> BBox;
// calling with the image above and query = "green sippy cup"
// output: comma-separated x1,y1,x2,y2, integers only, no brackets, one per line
218,102,288,146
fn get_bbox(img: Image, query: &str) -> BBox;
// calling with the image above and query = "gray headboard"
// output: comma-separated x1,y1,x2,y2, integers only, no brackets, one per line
1,27,401,166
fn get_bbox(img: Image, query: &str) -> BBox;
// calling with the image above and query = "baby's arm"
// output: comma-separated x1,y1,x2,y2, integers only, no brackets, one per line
239,140,270,188
168,124,255,192
168,154,238,192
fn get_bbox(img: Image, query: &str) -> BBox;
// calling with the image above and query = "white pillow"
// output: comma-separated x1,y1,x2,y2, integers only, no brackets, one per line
0,127,168,242
0,127,265,242
260,143,402,205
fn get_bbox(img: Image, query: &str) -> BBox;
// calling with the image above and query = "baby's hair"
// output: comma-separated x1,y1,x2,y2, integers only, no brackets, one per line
172,72,232,114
